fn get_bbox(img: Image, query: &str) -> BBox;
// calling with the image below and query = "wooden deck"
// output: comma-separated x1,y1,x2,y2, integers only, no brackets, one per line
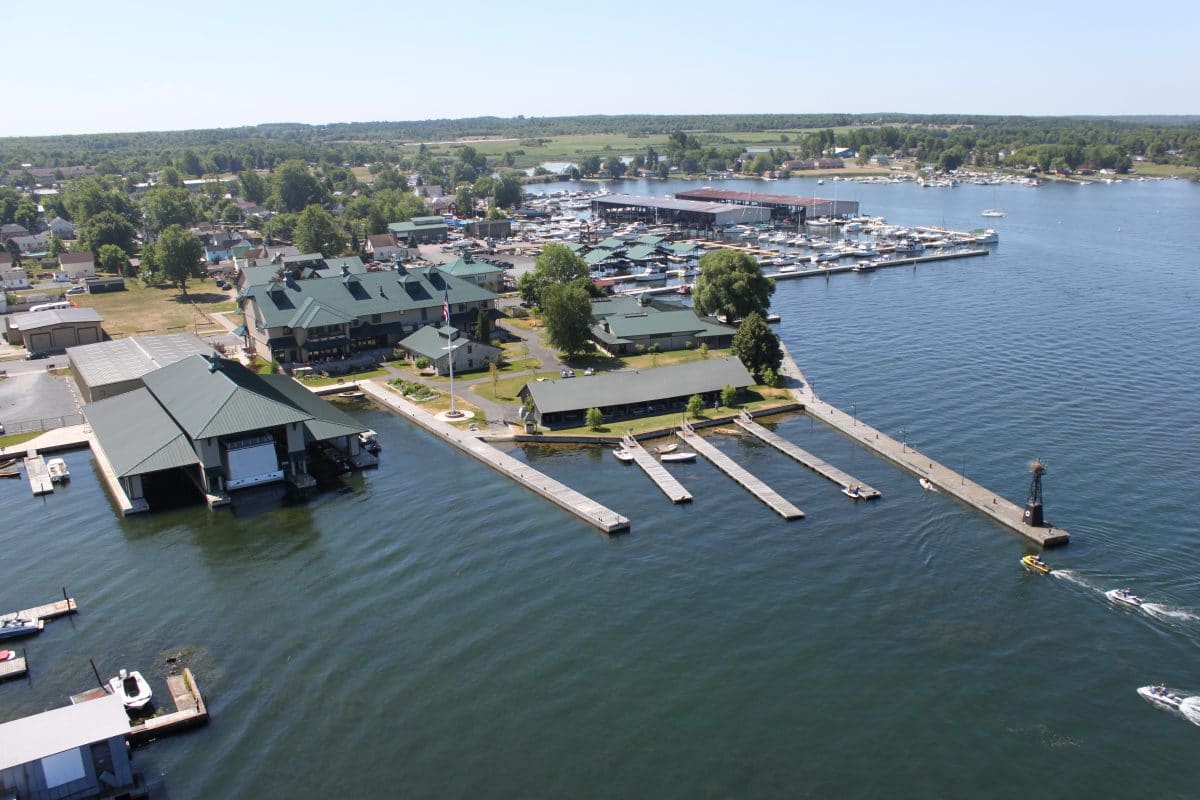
734,411,881,500
129,668,209,743
361,381,630,534
620,434,692,504
678,424,804,520
0,651,28,681
777,343,1069,547
23,451,53,495
3,596,77,624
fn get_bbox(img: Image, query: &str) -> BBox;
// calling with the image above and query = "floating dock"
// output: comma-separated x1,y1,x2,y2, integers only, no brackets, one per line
23,450,53,495
360,381,630,534
620,433,692,504
0,651,28,681
734,411,880,500
70,668,209,743
6,596,78,622
777,344,1069,547
678,423,804,520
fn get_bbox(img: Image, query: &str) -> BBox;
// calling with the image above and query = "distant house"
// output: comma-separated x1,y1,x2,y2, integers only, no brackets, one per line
0,222,29,241
366,232,403,263
2,264,29,289
388,215,449,244
518,358,755,429
589,296,736,355
59,251,96,279
9,233,49,253
45,216,76,238
869,154,891,166
0,694,142,800
397,324,500,375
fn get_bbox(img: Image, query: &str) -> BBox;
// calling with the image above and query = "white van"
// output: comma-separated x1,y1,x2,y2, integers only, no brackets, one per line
29,301,71,313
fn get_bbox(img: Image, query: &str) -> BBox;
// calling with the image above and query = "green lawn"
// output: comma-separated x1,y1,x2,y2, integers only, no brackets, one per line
471,370,561,402
544,387,795,437
70,281,235,338
1,431,43,450
304,367,390,387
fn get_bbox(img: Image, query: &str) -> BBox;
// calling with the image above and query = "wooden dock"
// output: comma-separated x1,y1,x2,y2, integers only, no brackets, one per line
129,668,209,743
620,434,692,504
23,450,53,495
678,423,804,520
360,381,630,534
3,596,77,623
734,411,881,500
0,651,28,681
777,343,1069,547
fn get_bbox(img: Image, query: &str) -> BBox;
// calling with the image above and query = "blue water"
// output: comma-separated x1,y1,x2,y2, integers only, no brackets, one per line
2,176,1199,797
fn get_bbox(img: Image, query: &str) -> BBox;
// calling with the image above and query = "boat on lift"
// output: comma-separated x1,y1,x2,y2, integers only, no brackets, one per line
1106,587,1144,609
1020,554,1051,575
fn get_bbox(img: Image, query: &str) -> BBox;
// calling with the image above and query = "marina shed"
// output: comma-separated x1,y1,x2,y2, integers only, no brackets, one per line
674,188,859,223
67,332,215,403
3,307,103,354
590,194,771,229
518,358,754,429
0,693,142,800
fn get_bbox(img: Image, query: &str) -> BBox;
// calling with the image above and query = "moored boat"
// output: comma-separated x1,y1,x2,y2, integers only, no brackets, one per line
46,458,69,483
0,649,15,662
842,485,865,500
919,477,937,492
108,668,153,712
660,451,696,463
612,448,634,463
337,390,366,399
1106,587,1144,609
1021,554,1051,575
0,470,19,479
0,616,42,640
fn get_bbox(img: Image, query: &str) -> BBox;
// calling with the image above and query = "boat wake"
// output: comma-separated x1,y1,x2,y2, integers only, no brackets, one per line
1142,604,1200,623
1181,697,1200,727
1050,569,1101,590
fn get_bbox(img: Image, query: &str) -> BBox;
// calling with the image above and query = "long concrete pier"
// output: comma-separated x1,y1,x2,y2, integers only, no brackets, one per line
678,423,804,520
768,248,990,282
360,381,630,534
777,344,1069,547
620,433,692,504
734,411,880,500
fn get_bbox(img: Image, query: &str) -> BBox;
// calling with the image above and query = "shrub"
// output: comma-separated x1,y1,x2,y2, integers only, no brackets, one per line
586,407,604,431
761,368,781,388
415,356,431,369
699,343,709,360
721,384,737,407
686,394,705,418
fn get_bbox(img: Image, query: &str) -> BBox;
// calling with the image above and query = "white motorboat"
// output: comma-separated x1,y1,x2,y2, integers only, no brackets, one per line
108,668,153,712
0,616,42,640
655,442,678,455
1106,588,1144,609
633,264,669,282
660,451,696,463
981,209,1006,218
842,485,865,500
1138,684,1186,712
46,457,70,483
919,477,937,492
612,448,634,463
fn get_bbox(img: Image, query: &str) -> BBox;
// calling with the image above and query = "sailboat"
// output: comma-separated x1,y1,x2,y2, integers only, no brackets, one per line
981,184,1006,217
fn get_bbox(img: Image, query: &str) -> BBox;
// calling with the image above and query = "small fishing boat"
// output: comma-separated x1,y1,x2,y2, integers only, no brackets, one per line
612,448,634,463
1106,587,1144,609
0,458,17,470
919,477,937,492
842,485,865,500
108,668,153,712
0,616,42,640
0,470,19,479
1138,684,1185,713
1020,554,1051,575
981,209,1006,218
47,457,69,483
655,442,678,455
660,451,696,463
337,390,366,399
358,429,381,455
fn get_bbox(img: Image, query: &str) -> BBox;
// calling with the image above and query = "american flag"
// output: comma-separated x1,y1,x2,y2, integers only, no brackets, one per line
442,290,450,323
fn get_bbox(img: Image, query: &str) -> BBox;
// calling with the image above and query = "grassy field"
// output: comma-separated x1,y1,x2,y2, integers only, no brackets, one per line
471,370,560,403
70,282,237,338
0,431,42,450
545,386,795,437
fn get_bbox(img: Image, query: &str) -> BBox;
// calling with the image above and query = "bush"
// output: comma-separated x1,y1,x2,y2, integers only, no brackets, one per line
586,407,604,431
699,343,709,360
721,384,738,407
761,368,781,388
686,394,705,418
415,356,431,369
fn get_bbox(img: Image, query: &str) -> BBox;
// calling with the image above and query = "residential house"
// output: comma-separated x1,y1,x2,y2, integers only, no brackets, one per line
388,216,449,244
45,216,76,238
397,324,500,375
0,694,143,800
366,232,403,263
1,262,30,289
518,358,754,429
0,222,29,241
237,262,497,365
59,251,96,279
10,233,50,253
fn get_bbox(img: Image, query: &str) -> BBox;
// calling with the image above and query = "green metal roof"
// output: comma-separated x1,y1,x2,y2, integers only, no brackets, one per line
259,375,368,442
390,219,448,234
636,234,666,245
84,387,201,478
520,358,754,415
397,324,469,361
623,244,659,261
288,296,355,329
667,241,704,255
590,295,691,319
583,248,617,266
562,242,585,253
241,265,496,329
596,238,627,251
442,257,504,278
601,309,734,340
142,354,312,440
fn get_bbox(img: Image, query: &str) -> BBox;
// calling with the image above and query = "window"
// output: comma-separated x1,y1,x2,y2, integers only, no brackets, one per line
41,748,86,788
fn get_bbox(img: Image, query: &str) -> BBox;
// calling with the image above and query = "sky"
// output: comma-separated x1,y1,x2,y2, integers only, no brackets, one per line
5,0,1197,138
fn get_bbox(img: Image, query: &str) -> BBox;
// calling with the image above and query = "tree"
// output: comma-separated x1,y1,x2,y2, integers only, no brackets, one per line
492,174,523,209
271,159,325,212
721,384,738,407
475,308,491,343
14,197,38,230
294,204,345,255
518,243,590,308
238,169,266,205
159,166,183,188
699,342,709,359
692,249,775,323
64,177,137,225
686,394,705,418
141,186,197,234
97,244,129,275
540,282,592,355
580,155,602,176
586,407,604,431
77,211,137,254
455,186,475,219
48,233,64,257
154,224,205,295
731,312,783,379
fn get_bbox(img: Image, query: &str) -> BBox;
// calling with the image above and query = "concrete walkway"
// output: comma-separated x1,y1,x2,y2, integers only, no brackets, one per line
0,424,91,458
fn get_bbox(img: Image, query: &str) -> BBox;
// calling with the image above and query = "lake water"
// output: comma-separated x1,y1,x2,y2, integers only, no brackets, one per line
3,176,1199,798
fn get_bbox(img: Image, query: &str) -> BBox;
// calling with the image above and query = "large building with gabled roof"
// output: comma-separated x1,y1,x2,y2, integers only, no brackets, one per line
237,263,497,365
84,353,370,513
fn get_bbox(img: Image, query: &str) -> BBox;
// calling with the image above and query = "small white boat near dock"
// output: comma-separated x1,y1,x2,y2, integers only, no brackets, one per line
47,457,70,483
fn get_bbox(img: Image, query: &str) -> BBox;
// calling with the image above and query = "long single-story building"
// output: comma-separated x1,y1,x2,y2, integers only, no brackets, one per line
0,693,142,800
68,332,215,403
84,353,371,513
590,194,771,228
518,358,755,429
674,188,859,223
389,216,449,244
3,307,103,354
589,296,736,355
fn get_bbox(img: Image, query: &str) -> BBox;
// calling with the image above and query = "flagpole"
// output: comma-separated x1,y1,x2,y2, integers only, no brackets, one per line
443,288,458,416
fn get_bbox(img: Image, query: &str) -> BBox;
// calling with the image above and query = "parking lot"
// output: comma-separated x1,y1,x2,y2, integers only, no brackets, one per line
0,370,84,433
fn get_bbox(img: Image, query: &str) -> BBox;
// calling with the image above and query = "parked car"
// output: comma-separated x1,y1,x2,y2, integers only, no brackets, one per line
560,368,575,378
66,286,86,296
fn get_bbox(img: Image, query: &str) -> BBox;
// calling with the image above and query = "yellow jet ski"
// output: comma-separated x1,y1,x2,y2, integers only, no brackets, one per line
1021,554,1051,575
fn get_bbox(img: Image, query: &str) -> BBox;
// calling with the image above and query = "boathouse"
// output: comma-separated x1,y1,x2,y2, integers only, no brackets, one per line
84,353,370,512
0,693,143,800
674,188,859,224
67,332,214,403
518,358,754,429
590,194,771,229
